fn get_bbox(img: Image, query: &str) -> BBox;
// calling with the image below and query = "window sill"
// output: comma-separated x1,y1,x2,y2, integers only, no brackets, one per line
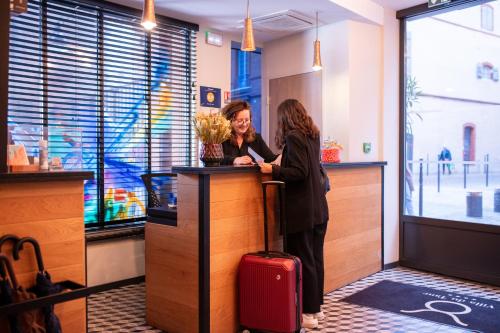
86,222,145,242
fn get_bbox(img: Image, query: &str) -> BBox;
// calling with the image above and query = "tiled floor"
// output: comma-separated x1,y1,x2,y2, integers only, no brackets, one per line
88,267,500,332
87,283,162,333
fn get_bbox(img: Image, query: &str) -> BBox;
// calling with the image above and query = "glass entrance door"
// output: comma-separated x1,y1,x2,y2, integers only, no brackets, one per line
400,0,500,286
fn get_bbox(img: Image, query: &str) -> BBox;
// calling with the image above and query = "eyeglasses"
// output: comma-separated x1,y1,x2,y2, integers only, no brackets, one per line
233,118,251,125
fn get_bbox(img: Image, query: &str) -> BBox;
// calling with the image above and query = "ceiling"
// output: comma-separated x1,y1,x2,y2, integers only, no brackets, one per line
371,0,426,11
108,0,427,42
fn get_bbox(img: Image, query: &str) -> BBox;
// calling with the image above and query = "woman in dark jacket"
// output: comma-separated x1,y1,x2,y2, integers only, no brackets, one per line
221,100,278,165
259,99,329,329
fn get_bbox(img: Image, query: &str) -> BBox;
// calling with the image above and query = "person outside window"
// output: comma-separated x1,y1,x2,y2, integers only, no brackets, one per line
438,146,452,175
259,99,329,329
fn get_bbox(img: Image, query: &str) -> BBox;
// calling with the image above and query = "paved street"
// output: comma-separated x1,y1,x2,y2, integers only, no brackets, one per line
406,168,500,225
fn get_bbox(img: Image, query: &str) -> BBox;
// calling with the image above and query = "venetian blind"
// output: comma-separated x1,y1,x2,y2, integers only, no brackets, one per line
8,0,197,227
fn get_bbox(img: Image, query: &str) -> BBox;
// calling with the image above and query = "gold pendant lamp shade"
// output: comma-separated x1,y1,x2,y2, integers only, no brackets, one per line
241,0,256,51
312,11,322,71
141,0,157,31
312,40,322,71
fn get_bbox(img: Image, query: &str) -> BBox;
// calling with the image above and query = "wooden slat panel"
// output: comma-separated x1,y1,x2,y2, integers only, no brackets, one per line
324,229,381,290
0,218,83,240
177,174,199,187
323,167,382,293
0,181,86,333
209,174,281,333
0,181,83,198
147,302,198,333
56,299,86,333
146,177,199,333
0,194,83,224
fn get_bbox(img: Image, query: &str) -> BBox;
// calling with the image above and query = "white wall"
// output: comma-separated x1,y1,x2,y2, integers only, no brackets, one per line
87,238,145,286
263,21,382,161
381,8,400,265
347,21,382,161
196,26,235,112
322,22,351,157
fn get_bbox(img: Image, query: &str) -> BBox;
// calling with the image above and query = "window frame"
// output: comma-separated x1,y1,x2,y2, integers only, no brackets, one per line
481,4,494,31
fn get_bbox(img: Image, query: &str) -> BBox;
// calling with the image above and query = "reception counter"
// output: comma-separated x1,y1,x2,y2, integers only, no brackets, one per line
145,162,386,333
0,171,93,333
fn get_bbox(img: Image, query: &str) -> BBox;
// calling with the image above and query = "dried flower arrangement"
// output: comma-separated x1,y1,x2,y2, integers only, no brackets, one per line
192,112,231,144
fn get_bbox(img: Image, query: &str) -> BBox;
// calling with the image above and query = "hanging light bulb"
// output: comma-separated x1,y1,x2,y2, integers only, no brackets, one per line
241,0,256,52
141,0,157,31
312,11,322,71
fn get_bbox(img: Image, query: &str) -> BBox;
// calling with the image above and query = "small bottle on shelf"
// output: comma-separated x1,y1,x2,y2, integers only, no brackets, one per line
39,139,49,170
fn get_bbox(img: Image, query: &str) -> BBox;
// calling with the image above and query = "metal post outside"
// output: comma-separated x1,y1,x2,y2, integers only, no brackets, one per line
426,153,429,176
486,154,489,187
437,161,440,193
463,163,467,189
419,159,423,217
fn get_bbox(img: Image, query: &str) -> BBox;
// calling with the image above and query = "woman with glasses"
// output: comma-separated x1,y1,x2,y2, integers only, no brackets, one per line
221,100,278,165
259,99,329,329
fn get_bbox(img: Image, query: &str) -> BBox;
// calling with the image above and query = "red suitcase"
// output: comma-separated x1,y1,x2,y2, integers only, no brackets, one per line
239,181,303,333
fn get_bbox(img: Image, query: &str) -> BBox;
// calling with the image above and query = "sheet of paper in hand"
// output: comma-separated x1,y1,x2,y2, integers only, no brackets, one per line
248,147,264,163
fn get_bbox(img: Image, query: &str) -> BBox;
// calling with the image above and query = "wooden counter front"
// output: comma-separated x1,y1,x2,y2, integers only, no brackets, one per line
323,165,383,292
0,171,92,333
146,163,385,333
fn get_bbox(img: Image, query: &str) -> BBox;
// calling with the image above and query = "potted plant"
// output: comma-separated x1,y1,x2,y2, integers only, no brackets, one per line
193,111,231,166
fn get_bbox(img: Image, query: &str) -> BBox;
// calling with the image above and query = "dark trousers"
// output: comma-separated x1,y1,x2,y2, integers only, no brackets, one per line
286,221,328,314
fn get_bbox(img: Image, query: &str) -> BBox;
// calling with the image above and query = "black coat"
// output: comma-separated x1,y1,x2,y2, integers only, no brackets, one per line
222,133,278,165
272,130,329,234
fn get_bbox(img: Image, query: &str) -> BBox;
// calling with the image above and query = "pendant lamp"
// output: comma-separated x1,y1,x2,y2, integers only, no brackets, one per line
312,11,322,71
141,0,157,31
241,0,256,51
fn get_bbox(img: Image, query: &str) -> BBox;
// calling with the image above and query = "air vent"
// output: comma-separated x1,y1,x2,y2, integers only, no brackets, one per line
251,10,313,32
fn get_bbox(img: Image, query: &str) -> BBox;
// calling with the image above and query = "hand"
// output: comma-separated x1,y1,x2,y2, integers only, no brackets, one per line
259,162,273,174
271,154,282,166
233,156,253,165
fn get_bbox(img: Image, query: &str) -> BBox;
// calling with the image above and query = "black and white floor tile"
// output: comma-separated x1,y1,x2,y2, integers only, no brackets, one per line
87,283,162,333
310,267,499,333
87,267,500,333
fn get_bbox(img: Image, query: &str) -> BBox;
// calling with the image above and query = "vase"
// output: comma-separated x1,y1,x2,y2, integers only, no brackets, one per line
200,143,224,167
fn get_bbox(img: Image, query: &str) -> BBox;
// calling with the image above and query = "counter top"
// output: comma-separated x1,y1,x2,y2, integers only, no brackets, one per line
323,161,387,168
0,170,94,183
172,161,387,175
172,165,259,175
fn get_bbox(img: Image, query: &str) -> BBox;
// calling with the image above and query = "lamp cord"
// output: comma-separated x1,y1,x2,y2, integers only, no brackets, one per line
316,11,319,40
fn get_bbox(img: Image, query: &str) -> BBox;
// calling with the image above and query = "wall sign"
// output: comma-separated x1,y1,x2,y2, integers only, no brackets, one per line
205,31,223,47
200,86,221,108
223,91,231,104
428,0,451,8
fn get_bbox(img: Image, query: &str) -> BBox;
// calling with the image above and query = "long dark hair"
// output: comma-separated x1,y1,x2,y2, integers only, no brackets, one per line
221,100,256,146
275,99,319,149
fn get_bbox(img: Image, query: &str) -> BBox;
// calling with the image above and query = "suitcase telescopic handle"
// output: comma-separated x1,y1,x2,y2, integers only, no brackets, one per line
261,181,286,253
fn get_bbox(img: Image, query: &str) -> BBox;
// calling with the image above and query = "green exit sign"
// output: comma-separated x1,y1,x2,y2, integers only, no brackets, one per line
428,0,451,8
